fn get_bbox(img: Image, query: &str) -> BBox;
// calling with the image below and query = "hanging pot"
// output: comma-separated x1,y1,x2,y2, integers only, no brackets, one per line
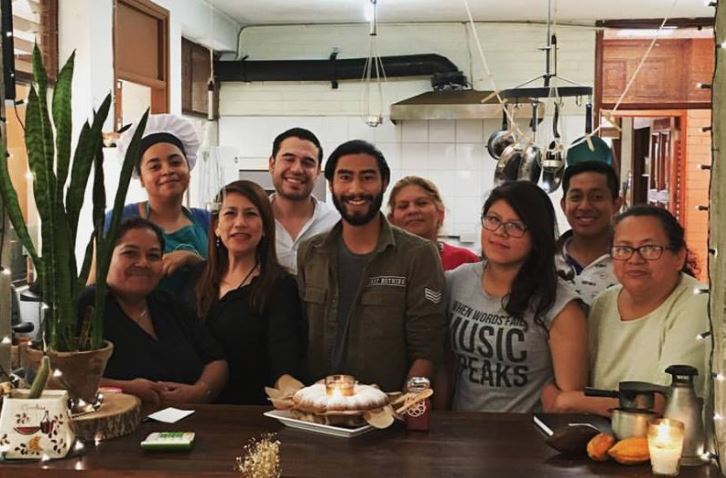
487,107,515,160
541,167,563,193
567,103,613,165
495,143,523,185
518,103,542,183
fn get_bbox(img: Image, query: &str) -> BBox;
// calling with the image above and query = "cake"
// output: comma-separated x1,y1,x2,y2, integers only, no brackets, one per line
292,383,389,414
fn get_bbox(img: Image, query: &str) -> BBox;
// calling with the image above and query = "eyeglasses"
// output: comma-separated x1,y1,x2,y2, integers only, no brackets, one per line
481,215,528,238
611,244,669,261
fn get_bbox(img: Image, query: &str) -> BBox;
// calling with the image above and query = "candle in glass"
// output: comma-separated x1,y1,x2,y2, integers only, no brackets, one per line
325,375,355,398
647,419,685,476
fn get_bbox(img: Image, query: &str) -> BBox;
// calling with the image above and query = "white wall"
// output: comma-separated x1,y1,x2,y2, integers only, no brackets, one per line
218,23,597,241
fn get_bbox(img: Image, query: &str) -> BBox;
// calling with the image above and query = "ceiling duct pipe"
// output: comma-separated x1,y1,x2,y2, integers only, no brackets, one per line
214,53,465,84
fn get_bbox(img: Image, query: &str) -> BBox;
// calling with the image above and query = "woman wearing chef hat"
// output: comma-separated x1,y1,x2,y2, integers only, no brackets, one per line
110,114,210,293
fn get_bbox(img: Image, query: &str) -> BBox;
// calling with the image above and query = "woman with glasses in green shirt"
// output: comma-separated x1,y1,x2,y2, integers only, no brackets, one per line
542,205,709,415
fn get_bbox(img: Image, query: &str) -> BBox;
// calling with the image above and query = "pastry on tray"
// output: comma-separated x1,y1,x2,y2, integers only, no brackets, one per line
265,375,394,429
293,383,389,414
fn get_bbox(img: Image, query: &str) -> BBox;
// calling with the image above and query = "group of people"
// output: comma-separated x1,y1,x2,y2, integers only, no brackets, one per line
86,113,710,415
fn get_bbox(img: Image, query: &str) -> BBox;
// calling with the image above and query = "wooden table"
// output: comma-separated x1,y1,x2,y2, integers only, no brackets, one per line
0,406,721,477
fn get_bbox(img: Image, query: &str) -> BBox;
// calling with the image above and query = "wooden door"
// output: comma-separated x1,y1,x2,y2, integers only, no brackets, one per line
647,117,682,220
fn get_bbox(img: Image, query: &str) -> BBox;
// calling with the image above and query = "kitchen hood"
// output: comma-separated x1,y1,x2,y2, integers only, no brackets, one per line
390,90,534,121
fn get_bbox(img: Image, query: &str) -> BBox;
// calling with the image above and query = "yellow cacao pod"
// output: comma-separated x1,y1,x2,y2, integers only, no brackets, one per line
607,437,650,465
587,432,615,462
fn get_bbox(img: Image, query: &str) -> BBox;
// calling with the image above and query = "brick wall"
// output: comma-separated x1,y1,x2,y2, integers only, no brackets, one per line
685,109,712,281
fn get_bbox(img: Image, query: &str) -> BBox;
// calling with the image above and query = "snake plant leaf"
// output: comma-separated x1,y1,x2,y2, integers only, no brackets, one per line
77,234,94,296
30,45,55,206
91,108,149,349
92,145,105,245
65,120,90,240
31,43,48,118
50,54,77,351
66,94,111,243
25,85,59,348
0,138,39,266
52,50,74,202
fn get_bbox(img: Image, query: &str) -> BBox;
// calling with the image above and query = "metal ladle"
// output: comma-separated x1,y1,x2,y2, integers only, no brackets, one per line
541,103,565,193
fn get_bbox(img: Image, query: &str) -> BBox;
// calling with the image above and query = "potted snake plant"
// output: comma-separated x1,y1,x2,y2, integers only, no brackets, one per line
0,45,148,409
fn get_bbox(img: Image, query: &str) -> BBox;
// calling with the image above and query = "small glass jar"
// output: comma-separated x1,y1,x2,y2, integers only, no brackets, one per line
405,377,431,432
325,374,355,397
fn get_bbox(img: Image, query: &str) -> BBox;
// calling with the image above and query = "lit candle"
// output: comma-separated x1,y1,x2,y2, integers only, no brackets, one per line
324,375,355,397
647,419,685,476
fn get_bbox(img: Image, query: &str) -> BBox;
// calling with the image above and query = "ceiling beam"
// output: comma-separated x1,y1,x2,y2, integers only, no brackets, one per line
596,17,714,29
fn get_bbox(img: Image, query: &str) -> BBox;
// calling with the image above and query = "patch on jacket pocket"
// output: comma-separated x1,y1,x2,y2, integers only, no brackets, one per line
424,287,442,304
367,276,406,287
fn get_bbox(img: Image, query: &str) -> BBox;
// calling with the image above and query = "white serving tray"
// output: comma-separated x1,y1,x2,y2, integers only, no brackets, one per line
263,410,374,438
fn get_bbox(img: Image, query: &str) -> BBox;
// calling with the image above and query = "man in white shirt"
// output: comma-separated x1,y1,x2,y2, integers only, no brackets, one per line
556,160,623,305
269,128,339,274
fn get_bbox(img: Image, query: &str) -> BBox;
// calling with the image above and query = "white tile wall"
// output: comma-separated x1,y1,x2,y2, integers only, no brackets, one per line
216,22,593,242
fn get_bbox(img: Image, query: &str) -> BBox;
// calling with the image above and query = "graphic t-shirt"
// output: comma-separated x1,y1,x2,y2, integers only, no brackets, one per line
446,261,580,413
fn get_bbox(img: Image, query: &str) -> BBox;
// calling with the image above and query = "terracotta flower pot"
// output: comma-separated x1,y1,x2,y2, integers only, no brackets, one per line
23,341,114,410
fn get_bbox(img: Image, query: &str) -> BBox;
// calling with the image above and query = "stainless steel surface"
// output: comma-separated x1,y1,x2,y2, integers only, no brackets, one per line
390,90,535,121
611,408,655,440
495,143,523,185
519,103,542,183
663,365,707,466
541,165,563,193
487,108,515,160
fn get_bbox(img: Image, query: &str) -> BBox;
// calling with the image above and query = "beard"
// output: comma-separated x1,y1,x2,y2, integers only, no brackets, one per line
332,192,383,226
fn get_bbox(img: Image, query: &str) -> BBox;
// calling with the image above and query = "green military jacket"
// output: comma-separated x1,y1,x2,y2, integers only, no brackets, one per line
297,214,446,392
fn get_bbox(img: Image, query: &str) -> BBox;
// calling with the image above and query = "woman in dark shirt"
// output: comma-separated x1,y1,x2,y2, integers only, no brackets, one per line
85,217,228,404
196,180,304,404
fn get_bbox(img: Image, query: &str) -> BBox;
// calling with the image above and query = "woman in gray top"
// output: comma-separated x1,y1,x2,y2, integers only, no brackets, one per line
441,182,588,413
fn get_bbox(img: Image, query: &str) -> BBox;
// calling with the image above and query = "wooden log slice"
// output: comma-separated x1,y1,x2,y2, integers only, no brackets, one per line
72,393,142,442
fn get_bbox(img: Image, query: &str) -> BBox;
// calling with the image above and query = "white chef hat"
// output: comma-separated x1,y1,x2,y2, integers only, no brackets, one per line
117,114,200,178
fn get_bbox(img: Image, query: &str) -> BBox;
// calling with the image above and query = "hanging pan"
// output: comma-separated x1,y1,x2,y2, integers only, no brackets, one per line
494,143,523,186
487,107,516,160
541,103,565,194
518,102,542,183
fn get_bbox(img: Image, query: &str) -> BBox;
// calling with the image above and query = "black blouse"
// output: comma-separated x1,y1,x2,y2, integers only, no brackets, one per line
78,287,224,384
205,273,304,404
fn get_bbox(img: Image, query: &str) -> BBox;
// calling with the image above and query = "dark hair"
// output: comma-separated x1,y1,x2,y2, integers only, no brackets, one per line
115,217,165,252
271,128,323,164
482,182,560,330
196,180,287,318
612,205,699,277
562,160,620,199
136,133,187,176
324,140,390,186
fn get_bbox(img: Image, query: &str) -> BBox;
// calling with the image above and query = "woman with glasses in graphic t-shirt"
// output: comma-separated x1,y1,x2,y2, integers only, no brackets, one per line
439,181,588,413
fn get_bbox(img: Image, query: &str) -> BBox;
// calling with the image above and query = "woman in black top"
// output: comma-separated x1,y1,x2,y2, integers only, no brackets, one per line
84,218,228,404
196,180,304,404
